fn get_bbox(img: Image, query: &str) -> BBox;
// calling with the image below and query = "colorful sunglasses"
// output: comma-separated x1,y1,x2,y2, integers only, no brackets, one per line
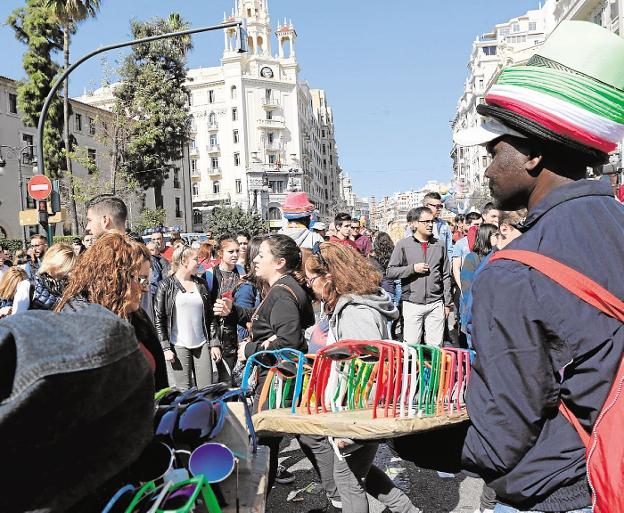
241,348,306,414
102,475,221,513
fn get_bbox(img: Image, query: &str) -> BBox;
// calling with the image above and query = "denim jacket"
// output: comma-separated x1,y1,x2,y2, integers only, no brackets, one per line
0,304,154,512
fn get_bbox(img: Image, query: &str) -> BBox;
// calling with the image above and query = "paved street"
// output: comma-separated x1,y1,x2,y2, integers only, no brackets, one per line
267,437,482,513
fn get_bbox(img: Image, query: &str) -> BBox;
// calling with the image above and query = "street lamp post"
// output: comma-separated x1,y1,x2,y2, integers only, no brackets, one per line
0,144,36,248
35,20,245,180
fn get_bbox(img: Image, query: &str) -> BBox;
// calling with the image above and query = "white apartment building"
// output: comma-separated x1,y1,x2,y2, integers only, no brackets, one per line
80,0,343,230
0,75,192,240
370,181,449,231
340,175,369,222
451,10,547,197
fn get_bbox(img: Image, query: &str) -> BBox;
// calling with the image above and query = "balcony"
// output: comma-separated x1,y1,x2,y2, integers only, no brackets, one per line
208,167,221,177
204,192,230,203
261,97,280,109
191,171,200,183
207,122,219,131
264,142,282,152
207,144,220,154
257,118,285,130
189,146,199,157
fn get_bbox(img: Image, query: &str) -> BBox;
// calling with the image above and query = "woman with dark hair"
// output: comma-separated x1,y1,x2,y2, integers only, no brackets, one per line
304,242,418,513
233,235,265,341
214,233,315,491
459,223,500,343
368,231,396,296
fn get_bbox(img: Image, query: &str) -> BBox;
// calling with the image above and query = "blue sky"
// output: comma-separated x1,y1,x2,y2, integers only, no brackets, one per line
1,0,540,198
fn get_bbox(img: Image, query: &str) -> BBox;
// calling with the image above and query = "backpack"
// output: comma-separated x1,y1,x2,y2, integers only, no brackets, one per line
490,249,624,513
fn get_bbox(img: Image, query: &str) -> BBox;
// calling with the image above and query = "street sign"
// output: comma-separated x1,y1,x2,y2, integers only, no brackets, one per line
19,209,39,226
27,175,53,200
19,207,67,226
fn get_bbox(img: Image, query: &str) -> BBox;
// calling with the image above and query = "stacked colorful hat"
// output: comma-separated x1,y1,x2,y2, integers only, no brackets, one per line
458,21,624,165
282,191,315,220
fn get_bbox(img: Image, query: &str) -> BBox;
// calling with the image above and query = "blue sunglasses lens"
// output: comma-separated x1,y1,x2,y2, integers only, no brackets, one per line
189,443,235,483
175,399,215,447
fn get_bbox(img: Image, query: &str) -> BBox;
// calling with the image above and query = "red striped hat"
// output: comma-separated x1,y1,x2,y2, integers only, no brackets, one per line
456,21,624,165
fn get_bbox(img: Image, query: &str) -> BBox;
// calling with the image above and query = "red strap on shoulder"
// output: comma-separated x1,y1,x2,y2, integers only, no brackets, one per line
489,249,624,448
490,250,624,322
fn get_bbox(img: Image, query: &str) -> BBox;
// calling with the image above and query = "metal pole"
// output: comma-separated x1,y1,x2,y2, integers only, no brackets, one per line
36,20,244,178
1,144,35,248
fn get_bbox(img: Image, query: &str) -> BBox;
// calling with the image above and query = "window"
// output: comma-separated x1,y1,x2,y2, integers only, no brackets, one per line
75,113,82,132
190,139,197,149
266,110,273,120
321,129,326,138
87,148,97,173
233,129,239,143
478,78,484,90
8,93,18,114
22,134,34,163
529,21,537,31
231,85,237,99
175,197,182,218
269,181,284,193
234,152,240,166
235,179,242,194
232,108,238,121
322,144,326,155
211,156,219,169
191,159,198,174
512,23,520,33
173,168,181,189
499,27,510,37
187,92,192,106
193,209,202,224
88,116,96,135
267,132,275,144
208,90,215,103
213,180,220,194
209,134,218,147
265,88,272,100
482,46,497,56
192,183,199,197
482,156,488,168
268,207,281,220
208,112,216,125
268,154,277,164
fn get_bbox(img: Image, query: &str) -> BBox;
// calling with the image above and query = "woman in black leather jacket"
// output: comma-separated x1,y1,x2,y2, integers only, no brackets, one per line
154,245,220,391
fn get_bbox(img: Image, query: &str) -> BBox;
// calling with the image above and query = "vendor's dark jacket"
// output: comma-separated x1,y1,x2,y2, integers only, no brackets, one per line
153,275,219,351
463,180,624,511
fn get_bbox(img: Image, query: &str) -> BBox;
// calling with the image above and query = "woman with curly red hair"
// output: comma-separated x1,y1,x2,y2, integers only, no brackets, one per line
57,232,168,388
304,242,418,513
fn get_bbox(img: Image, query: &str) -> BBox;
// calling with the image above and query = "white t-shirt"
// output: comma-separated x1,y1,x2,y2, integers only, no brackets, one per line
170,286,206,349
12,280,31,314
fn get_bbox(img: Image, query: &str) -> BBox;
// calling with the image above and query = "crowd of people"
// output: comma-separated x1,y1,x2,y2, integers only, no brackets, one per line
1,19,623,513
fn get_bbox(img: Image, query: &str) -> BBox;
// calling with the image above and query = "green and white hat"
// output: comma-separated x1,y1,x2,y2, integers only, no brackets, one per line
457,21,624,164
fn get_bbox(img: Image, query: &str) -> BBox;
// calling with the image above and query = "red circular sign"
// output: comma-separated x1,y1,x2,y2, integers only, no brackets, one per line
27,175,53,201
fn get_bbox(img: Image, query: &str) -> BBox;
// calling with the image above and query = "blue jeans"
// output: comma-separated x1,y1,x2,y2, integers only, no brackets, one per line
494,505,591,513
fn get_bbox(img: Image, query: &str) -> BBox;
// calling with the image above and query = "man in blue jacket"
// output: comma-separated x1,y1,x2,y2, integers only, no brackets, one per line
393,21,624,513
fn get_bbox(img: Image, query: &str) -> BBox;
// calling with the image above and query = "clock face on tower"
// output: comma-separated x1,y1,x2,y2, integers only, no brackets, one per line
260,66,274,79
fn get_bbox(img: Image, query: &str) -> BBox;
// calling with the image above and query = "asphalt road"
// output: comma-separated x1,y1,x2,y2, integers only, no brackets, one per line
266,437,482,513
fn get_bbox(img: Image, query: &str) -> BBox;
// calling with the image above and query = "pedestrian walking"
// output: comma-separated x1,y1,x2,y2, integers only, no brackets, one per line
330,213,358,250
278,191,323,249
25,234,47,278
154,245,220,391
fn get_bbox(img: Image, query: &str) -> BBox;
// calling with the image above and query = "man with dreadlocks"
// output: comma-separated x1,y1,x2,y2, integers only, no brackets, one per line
393,21,624,513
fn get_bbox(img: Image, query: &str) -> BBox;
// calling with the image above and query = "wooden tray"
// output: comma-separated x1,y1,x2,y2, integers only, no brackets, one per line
252,408,469,440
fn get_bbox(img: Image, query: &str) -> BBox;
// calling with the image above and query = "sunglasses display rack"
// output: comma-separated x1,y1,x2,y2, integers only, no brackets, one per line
245,342,473,440
102,385,270,513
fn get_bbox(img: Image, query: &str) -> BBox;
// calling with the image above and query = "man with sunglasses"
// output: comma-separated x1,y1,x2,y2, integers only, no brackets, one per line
387,206,452,347
24,234,48,279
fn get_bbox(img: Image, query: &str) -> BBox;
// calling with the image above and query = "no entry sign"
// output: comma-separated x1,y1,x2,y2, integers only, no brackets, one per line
27,175,53,201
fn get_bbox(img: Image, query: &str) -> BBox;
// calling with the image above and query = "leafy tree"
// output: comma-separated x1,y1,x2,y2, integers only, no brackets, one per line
113,14,192,202
7,0,65,177
45,0,101,235
133,208,167,235
203,206,267,238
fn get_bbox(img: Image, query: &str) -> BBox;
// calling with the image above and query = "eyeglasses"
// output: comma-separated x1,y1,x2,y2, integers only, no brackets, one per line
134,276,150,288
426,203,443,209
306,275,320,287
416,220,435,225
312,242,328,269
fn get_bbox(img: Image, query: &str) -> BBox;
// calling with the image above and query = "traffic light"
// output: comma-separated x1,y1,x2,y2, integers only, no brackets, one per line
38,200,48,226
50,180,61,214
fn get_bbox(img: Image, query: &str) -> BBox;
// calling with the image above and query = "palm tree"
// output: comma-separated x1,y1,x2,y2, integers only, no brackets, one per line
46,0,101,235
